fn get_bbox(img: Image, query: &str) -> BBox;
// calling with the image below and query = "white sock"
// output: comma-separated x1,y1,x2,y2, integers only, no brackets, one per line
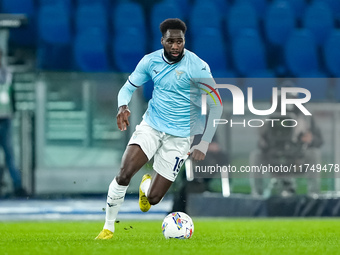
103,178,128,232
140,178,151,197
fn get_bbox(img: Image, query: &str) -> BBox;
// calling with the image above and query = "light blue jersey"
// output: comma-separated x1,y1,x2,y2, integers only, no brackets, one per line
118,49,221,140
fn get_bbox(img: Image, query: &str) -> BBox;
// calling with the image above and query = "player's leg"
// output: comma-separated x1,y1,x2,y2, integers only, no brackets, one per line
96,121,161,239
139,135,190,211
139,171,174,212
116,144,149,186
96,144,148,240
147,173,173,205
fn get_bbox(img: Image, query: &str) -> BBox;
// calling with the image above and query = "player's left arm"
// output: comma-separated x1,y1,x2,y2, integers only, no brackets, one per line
190,64,223,161
190,91,223,160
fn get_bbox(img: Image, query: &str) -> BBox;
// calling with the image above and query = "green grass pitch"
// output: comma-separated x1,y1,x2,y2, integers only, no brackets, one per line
1,219,340,255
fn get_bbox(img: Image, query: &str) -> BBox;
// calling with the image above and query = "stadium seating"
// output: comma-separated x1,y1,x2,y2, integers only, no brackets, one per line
37,44,73,70
264,1,295,46
194,0,229,16
189,1,222,38
37,4,71,45
151,1,183,36
318,0,340,20
112,2,146,35
36,3,73,70
76,0,109,6
232,29,273,78
264,0,296,74
284,29,324,77
112,2,147,72
73,28,109,72
75,2,109,43
282,0,307,20
112,30,146,73
39,0,73,9
1,0,37,46
226,1,258,39
303,1,334,46
241,0,268,18
324,29,340,77
166,0,190,16
2,0,336,75
1,0,35,15
150,1,183,51
191,30,230,78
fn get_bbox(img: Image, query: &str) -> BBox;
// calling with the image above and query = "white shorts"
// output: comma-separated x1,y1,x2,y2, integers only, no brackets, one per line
128,120,190,182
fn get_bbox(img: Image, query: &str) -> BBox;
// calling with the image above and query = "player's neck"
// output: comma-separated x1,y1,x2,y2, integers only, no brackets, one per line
162,49,185,64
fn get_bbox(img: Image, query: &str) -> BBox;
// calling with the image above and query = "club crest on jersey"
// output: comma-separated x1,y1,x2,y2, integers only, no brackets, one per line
175,70,185,80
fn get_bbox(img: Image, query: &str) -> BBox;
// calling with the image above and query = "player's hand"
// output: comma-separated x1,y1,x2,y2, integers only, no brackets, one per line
188,140,209,161
116,105,131,131
190,149,206,161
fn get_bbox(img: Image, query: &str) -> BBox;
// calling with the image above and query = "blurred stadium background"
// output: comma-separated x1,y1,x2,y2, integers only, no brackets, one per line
1,0,340,220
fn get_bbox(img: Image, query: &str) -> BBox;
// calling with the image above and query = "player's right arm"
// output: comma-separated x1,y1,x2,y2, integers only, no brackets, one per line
116,56,151,131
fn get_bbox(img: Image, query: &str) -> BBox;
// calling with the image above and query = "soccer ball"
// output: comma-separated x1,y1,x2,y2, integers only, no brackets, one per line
161,212,194,239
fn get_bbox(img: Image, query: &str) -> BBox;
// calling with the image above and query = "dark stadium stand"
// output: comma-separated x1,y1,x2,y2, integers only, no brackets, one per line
226,1,259,39
242,0,268,18
281,0,307,20
319,0,340,20
191,30,232,78
264,0,295,46
324,29,340,77
284,29,325,77
150,1,184,51
112,1,146,35
196,0,229,16
112,2,147,71
232,29,274,77
39,0,74,11
112,30,146,72
74,28,110,71
37,2,72,70
303,1,334,46
188,1,222,38
75,2,109,43
1,0,37,47
0,0,339,99
38,4,72,45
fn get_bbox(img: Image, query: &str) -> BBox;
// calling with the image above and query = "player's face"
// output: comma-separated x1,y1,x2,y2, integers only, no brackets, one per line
161,29,185,62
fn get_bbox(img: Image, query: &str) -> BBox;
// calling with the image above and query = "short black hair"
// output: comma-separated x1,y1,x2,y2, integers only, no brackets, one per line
159,18,187,36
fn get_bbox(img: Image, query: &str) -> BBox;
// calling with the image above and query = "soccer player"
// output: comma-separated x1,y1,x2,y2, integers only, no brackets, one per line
95,18,222,239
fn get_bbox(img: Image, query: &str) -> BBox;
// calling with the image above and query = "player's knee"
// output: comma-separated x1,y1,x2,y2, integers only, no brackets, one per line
147,194,163,205
116,171,132,186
